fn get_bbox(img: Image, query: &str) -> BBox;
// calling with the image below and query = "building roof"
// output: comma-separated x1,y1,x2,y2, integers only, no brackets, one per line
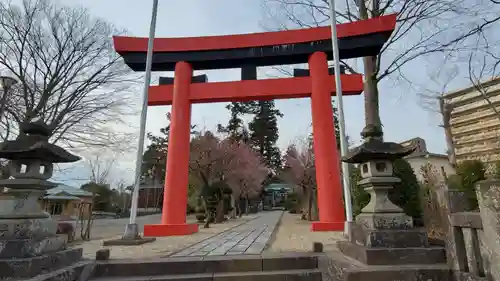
265,183,295,192
47,183,93,197
443,76,500,99
404,152,449,160
43,194,82,201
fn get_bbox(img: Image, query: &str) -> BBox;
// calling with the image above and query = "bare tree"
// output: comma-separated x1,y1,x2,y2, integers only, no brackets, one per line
261,0,491,133
0,0,139,149
85,155,115,185
419,6,500,165
419,66,460,166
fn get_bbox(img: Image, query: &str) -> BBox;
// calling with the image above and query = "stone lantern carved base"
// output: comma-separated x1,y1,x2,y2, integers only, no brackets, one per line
356,212,413,230
0,180,87,279
337,174,446,266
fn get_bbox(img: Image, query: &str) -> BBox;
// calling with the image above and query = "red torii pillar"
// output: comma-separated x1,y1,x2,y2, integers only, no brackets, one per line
309,52,345,231
144,61,199,236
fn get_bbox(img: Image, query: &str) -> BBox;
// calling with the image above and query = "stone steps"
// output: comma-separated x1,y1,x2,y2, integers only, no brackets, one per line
88,253,320,281
0,247,83,279
23,260,93,281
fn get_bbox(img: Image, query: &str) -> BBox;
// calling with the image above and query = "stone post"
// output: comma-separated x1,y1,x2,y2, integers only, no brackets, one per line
476,180,500,281
435,189,470,271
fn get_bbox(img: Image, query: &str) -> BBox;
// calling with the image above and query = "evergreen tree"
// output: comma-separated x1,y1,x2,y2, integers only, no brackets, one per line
141,113,197,184
217,102,247,142
218,101,283,170
247,100,283,170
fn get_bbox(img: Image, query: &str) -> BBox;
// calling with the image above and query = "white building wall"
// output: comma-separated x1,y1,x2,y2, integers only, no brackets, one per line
404,156,456,183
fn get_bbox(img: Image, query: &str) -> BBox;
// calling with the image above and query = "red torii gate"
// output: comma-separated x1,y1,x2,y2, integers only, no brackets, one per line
113,14,397,236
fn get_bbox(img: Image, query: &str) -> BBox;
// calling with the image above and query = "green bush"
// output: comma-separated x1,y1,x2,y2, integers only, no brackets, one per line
455,160,485,210
391,159,422,220
284,192,300,213
349,167,368,217
350,159,422,221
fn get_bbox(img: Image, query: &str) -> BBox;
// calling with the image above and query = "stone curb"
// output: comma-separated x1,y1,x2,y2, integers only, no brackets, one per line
262,211,285,251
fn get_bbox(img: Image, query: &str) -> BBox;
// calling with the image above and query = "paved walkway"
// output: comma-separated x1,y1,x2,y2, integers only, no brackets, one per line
171,211,283,257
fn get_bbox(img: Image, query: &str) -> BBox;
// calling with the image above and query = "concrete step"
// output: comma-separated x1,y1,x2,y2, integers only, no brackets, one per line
322,250,451,281
92,254,319,278
337,241,446,265
91,269,322,281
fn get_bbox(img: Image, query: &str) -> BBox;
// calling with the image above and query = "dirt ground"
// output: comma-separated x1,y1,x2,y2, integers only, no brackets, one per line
265,212,345,253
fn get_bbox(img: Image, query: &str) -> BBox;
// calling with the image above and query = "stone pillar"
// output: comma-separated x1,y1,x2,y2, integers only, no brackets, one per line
476,180,500,281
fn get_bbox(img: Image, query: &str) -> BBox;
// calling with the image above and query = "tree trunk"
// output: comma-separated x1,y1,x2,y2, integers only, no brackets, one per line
230,195,236,219
439,97,456,166
359,0,383,137
310,189,319,221
363,57,382,132
245,196,249,214
306,188,313,221
203,197,211,228
215,197,225,223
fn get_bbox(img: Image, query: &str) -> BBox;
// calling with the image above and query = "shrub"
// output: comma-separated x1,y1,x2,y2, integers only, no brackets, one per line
349,167,368,217
391,159,422,220
284,192,300,213
196,214,206,222
455,160,485,210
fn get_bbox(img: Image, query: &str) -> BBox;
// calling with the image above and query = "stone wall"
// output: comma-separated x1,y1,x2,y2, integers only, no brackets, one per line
436,184,499,281
476,180,500,281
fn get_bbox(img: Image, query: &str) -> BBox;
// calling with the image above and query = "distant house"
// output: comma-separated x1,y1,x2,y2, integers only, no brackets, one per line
40,183,93,219
263,183,295,208
400,138,455,182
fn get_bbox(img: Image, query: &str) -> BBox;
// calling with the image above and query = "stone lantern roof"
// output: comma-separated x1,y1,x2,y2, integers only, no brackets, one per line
342,124,416,164
0,120,80,163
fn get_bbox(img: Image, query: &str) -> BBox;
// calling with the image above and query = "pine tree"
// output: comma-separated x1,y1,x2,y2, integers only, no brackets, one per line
141,113,198,184
217,102,251,143
247,100,283,170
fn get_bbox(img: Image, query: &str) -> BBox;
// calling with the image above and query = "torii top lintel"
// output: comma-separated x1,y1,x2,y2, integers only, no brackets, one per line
113,14,397,71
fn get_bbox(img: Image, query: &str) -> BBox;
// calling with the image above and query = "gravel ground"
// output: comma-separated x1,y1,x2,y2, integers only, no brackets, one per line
266,212,345,253
71,215,258,259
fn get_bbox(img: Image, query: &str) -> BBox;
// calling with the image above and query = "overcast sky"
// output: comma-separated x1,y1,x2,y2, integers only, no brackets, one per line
48,0,464,187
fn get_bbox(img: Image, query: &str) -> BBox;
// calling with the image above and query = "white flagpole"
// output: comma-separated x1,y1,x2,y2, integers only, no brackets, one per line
327,0,354,236
124,0,159,239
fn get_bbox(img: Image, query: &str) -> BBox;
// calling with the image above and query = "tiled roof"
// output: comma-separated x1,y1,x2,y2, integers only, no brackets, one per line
43,194,83,201
265,183,295,191
47,183,93,197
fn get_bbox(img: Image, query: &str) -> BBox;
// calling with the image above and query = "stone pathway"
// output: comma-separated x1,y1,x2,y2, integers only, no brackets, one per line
171,211,283,257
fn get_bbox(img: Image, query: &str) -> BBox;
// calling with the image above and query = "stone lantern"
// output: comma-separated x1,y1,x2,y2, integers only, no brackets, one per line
336,124,446,267
0,120,84,279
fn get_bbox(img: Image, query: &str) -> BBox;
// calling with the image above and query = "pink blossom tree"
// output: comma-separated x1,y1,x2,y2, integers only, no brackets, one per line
189,131,267,225
280,141,318,221
226,143,268,216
